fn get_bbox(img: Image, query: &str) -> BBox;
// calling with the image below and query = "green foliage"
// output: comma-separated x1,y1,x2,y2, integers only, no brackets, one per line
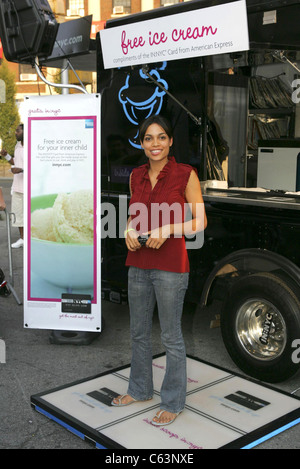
0,60,20,155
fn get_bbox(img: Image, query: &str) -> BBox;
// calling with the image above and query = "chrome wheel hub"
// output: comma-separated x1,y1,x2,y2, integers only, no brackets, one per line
235,299,287,361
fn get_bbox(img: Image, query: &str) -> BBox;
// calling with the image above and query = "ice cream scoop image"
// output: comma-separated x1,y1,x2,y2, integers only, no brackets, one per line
31,190,94,244
31,207,56,242
30,191,94,290
52,190,93,244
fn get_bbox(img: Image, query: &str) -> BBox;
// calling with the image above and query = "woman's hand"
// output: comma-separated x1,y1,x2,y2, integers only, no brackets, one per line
125,228,142,252
144,224,171,250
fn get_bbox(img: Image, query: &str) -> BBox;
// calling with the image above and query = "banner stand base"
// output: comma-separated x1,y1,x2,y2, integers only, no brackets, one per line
49,330,99,345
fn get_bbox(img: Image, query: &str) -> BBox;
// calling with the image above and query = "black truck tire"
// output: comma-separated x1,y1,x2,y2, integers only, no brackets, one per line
220,272,300,383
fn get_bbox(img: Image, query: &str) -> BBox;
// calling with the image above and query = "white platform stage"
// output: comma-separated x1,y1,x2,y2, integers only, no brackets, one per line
31,354,300,449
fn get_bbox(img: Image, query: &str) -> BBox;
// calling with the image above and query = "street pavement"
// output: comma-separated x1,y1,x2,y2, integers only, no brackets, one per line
0,177,300,450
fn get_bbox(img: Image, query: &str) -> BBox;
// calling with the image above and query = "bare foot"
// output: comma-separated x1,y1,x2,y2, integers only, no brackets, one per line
112,394,136,406
152,410,179,426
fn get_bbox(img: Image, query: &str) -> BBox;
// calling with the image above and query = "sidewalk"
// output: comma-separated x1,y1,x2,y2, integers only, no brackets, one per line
0,177,300,449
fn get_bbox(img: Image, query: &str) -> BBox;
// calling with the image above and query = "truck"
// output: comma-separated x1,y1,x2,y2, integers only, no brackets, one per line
97,0,300,383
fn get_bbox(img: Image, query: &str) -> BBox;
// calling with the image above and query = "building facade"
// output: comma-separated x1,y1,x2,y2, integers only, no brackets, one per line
3,0,183,108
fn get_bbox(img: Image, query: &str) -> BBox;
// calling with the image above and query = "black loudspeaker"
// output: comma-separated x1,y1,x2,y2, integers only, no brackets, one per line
0,0,58,63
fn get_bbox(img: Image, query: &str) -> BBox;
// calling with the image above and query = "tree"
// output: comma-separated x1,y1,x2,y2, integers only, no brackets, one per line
0,59,20,155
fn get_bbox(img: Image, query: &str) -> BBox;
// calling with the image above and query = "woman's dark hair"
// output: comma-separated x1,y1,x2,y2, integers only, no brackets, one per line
139,115,173,143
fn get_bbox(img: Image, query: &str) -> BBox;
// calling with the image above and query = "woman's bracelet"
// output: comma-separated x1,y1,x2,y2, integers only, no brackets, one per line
124,228,136,236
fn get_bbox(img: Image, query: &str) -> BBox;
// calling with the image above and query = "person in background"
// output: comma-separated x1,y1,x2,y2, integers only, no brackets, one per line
112,115,207,426
0,124,24,248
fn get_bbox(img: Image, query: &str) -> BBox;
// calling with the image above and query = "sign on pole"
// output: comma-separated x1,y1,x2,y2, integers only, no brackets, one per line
23,93,101,332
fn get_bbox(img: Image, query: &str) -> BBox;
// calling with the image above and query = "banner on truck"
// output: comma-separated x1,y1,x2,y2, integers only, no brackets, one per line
23,94,101,332
100,0,249,69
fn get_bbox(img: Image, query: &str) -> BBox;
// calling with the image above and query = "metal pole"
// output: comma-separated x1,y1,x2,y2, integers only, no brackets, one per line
141,65,201,126
61,59,70,95
4,208,22,305
34,58,88,94
5,209,13,284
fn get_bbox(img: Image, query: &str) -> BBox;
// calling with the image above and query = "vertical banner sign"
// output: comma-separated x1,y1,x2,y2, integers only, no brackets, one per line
23,94,101,332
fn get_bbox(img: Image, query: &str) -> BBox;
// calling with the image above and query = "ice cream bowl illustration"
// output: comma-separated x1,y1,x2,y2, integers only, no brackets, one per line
30,192,94,289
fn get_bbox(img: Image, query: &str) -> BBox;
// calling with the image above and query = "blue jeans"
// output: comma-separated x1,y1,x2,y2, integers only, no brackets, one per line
127,266,189,413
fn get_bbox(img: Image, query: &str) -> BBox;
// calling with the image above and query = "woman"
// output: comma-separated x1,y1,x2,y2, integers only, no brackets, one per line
112,115,207,426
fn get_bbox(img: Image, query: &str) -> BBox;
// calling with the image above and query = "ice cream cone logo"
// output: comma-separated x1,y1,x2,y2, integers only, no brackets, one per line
118,63,168,149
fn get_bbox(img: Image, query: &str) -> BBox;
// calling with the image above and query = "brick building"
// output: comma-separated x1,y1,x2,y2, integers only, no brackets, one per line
3,0,183,107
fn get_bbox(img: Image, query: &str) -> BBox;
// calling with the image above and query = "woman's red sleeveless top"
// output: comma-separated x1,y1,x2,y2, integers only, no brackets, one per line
125,156,196,273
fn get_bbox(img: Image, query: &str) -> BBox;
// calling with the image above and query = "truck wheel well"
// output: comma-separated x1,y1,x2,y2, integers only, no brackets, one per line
200,248,300,306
